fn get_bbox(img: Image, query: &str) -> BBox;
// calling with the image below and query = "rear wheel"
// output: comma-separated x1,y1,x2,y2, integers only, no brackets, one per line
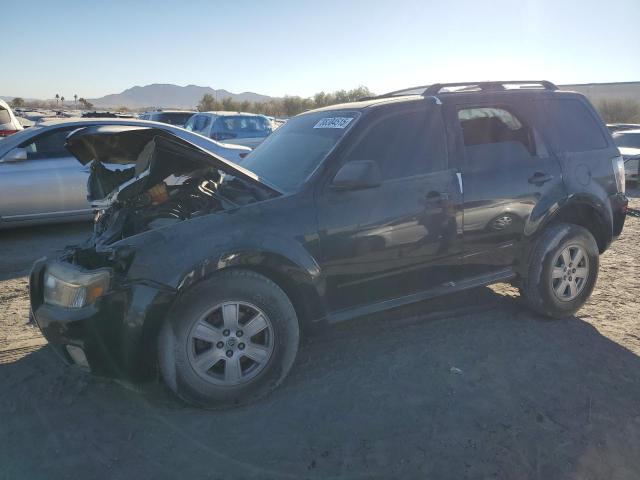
158,269,299,407
520,223,599,318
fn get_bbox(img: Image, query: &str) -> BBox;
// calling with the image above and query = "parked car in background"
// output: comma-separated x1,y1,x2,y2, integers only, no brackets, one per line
28,80,627,408
185,111,273,148
0,118,250,228
607,123,640,133
138,110,196,127
0,99,24,138
613,130,640,186
612,128,640,149
618,147,640,186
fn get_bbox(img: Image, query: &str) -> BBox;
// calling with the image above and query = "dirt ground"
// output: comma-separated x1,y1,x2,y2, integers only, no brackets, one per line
1,191,639,480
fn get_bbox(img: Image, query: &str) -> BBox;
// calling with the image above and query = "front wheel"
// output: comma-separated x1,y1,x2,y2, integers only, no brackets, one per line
520,223,599,319
158,269,299,408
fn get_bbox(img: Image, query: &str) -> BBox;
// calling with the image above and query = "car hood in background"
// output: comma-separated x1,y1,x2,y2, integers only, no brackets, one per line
619,147,640,159
65,125,281,202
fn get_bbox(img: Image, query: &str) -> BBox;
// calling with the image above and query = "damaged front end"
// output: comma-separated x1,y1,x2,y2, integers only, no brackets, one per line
68,125,280,249
29,125,282,379
62,125,280,269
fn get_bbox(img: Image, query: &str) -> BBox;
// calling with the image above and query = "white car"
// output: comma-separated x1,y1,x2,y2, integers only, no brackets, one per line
612,129,640,186
185,111,273,149
619,147,640,186
0,99,24,138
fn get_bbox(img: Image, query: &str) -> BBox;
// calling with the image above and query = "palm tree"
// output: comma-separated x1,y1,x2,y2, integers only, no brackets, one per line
60,96,65,105
74,94,78,108
55,94,59,106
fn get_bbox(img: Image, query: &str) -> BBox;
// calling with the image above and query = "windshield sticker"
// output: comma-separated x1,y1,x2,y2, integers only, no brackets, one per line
313,117,354,129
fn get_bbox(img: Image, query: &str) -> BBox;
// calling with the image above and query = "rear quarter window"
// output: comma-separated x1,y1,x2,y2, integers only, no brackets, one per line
543,99,608,152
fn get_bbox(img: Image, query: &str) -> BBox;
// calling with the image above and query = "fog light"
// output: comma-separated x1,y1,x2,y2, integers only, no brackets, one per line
65,345,89,369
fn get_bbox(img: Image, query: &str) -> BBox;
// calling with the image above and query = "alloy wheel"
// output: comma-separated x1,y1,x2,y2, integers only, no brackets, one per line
551,245,589,301
186,301,275,386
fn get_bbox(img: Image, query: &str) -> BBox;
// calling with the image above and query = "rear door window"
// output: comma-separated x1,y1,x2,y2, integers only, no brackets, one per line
458,107,536,155
457,106,540,170
341,106,448,179
543,99,608,152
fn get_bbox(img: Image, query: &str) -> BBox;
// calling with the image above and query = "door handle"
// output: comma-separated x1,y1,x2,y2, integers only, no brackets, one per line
528,172,554,185
424,191,449,203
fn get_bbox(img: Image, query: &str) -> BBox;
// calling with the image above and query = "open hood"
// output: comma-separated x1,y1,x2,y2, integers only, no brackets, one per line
66,125,281,202
64,125,283,248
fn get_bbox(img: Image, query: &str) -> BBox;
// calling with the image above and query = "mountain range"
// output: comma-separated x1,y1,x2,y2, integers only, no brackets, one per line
87,84,273,109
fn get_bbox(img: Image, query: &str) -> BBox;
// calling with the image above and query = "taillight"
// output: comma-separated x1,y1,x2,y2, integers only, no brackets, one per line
612,156,625,194
0,130,18,137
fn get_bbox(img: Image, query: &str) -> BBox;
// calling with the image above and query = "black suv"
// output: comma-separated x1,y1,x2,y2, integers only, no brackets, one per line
30,81,628,407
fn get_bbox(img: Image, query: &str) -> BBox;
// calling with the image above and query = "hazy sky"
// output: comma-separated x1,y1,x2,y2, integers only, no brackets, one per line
4,0,639,99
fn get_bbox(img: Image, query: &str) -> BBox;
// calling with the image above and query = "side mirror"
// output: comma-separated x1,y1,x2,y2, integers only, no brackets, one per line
331,160,381,191
1,147,28,163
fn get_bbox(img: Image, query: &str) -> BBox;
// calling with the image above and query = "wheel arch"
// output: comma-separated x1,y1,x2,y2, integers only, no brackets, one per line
174,249,326,332
537,195,612,253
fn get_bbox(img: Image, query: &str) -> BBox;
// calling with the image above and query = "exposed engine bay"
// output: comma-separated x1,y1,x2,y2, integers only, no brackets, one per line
63,126,279,257
92,170,224,245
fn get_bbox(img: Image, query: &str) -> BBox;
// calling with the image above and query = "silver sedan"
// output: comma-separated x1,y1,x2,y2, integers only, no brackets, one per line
0,118,251,228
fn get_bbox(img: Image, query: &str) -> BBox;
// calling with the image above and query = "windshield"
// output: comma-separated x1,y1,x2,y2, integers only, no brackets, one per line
240,110,360,192
613,132,640,149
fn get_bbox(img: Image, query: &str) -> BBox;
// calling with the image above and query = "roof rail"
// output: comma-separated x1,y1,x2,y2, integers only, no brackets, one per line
424,80,558,95
374,80,558,99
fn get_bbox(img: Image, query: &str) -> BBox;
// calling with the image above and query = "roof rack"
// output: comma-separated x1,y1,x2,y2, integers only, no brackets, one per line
374,80,558,100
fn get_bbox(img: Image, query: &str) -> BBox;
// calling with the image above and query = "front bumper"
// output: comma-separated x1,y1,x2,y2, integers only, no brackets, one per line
29,258,176,381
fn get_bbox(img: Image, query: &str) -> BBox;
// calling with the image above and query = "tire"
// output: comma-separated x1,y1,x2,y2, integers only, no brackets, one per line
158,269,299,408
520,223,599,319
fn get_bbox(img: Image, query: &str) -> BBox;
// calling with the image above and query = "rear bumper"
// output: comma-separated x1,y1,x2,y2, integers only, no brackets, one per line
29,258,176,381
610,192,628,239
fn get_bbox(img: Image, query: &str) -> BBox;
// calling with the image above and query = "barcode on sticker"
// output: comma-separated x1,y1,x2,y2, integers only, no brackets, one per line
313,117,353,129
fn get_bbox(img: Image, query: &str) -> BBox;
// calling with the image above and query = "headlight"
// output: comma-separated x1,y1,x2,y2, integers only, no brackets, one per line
43,263,111,308
612,155,625,194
